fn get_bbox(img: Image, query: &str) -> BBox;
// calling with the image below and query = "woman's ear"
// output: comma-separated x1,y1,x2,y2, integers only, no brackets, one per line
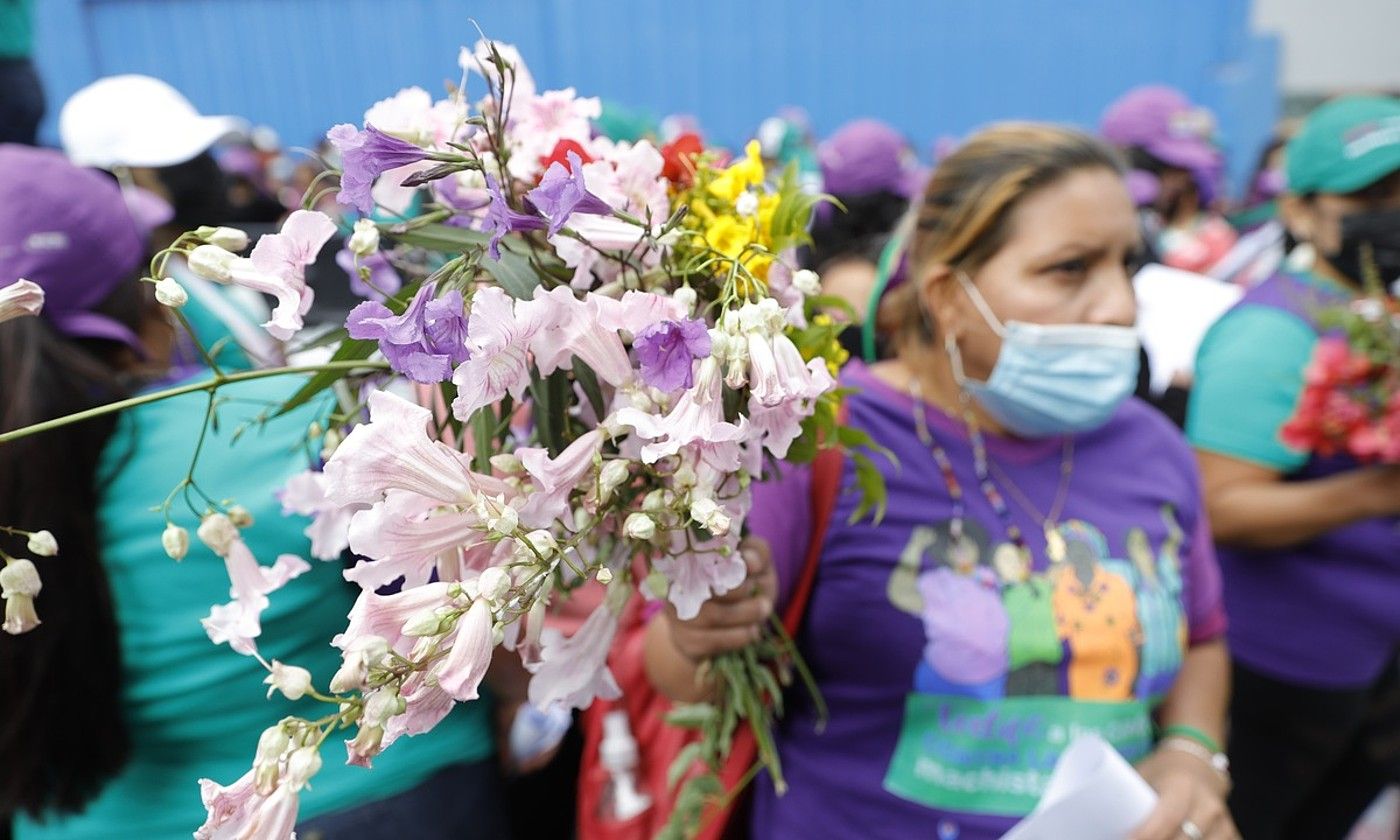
918,263,958,341
1279,194,1313,243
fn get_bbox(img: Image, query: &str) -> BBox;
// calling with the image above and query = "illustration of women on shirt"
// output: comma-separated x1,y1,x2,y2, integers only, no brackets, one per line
888,520,1010,700
1049,520,1143,701
1129,507,1189,699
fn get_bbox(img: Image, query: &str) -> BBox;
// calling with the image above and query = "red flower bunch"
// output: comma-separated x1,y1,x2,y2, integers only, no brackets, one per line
1281,298,1400,464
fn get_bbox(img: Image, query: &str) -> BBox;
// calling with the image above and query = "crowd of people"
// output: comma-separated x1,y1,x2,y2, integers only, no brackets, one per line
0,41,1398,840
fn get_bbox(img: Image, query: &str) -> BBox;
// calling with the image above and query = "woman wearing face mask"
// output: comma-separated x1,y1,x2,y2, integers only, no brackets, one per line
645,124,1236,840
1100,86,1238,281
1187,95,1400,840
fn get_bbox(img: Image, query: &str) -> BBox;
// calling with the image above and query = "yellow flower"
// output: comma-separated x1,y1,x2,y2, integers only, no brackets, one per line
755,193,781,246
707,140,766,204
705,215,755,259
742,251,772,282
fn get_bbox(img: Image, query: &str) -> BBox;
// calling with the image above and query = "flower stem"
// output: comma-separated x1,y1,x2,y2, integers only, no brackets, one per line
0,360,390,444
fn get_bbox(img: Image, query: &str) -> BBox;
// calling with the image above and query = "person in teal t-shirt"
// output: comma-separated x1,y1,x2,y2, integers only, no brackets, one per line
0,146,504,838
1187,96,1400,840
0,0,43,145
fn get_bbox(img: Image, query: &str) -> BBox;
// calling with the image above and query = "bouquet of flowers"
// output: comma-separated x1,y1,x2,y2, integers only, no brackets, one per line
1281,257,1400,464
0,38,888,839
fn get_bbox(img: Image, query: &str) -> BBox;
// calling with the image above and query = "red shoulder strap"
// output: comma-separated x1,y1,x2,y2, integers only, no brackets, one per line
780,404,848,634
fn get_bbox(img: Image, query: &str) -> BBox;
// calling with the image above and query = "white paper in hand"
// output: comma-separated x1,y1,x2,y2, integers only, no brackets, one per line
1000,734,1157,840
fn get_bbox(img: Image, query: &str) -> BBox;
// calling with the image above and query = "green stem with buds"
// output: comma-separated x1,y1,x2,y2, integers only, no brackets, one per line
0,360,390,445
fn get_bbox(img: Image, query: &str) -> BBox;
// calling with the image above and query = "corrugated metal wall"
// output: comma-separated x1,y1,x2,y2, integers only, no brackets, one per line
32,0,1279,195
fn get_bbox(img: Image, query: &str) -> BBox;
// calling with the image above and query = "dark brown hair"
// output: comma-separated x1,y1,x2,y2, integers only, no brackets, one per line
879,123,1125,342
0,283,151,819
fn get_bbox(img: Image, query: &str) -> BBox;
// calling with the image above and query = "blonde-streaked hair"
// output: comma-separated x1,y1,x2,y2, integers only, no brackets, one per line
879,123,1125,343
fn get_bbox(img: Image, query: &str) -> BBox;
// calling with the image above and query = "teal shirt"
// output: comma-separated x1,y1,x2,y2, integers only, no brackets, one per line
16,343,491,839
1186,274,1325,470
0,0,33,58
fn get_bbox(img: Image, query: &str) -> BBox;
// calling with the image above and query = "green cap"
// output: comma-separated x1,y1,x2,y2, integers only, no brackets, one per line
1287,95,1400,194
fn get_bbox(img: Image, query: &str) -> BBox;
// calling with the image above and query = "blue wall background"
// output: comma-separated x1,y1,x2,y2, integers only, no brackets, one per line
33,0,1279,197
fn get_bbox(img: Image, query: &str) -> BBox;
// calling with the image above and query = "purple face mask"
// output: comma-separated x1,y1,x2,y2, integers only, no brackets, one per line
0,144,148,353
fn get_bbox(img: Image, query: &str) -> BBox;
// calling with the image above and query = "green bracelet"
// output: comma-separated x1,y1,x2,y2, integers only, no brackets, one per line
1160,724,1222,755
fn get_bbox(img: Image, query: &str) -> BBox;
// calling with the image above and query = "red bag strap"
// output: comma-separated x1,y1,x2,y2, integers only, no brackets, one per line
779,402,849,635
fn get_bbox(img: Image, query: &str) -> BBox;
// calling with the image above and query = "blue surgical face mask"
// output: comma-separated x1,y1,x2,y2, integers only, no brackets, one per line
946,272,1141,438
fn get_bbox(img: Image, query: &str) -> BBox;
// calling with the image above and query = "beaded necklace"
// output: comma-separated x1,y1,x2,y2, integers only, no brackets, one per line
909,378,1074,567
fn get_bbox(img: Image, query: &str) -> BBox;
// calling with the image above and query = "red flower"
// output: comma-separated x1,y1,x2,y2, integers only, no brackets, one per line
537,139,593,177
661,133,705,185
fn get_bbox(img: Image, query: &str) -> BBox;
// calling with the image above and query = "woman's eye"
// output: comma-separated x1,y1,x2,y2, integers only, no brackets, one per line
1049,258,1089,276
1123,251,1147,275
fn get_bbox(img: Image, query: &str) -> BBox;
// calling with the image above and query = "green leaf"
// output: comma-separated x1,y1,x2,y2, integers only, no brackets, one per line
667,742,705,791
805,293,858,321
391,223,542,300
469,404,496,474
664,702,718,729
275,337,377,417
849,451,889,525
572,358,606,423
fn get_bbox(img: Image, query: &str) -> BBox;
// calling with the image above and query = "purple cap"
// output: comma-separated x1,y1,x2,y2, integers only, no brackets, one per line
0,144,147,350
819,119,927,198
1100,85,1221,173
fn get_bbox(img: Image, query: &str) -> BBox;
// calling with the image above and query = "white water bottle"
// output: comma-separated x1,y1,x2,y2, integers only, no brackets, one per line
598,710,652,822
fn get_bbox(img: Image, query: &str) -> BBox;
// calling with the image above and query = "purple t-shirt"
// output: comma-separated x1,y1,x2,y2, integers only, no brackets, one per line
748,363,1225,840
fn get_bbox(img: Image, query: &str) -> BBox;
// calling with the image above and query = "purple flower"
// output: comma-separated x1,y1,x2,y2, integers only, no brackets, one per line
346,281,470,383
336,249,404,302
633,318,712,392
482,175,546,260
525,151,614,238
328,123,430,214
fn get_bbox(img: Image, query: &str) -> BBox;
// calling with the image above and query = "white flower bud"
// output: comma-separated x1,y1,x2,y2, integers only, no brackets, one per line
25,530,57,557
197,513,239,557
285,746,322,789
188,244,236,283
642,489,669,513
489,453,524,474
3,559,45,598
154,277,188,308
707,328,730,361
162,524,190,560
226,505,254,528
255,724,291,765
477,566,512,603
1,559,42,635
402,606,455,638
792,269,821,297
348,219,381,256
674,285,697,316
689,496,732,537
598,459,631,492
320,427,343,461
734,190,760,217
362,687,406,726
329,635,390,692
672,464,698,490
477,495,518,537
347,723,385,765
624,512,657,541
263,660,314,701
595,567,615,585
203,226,250,252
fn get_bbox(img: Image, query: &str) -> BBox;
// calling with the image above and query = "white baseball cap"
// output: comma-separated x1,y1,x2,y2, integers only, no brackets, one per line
59,74,244,169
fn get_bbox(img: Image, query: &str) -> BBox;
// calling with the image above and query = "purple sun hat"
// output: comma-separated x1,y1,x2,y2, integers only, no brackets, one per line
819,119,928,199
0,144,147,351
1101,85,1223,203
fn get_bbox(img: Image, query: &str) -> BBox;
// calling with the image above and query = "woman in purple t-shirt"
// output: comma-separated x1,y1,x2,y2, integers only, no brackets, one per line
645,125,1236,840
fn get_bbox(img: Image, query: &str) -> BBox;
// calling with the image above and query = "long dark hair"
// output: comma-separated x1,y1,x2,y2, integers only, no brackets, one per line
0,283,152,818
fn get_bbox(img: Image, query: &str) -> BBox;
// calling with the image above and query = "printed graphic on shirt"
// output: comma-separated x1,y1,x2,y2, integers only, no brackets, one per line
882,509,1188,817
